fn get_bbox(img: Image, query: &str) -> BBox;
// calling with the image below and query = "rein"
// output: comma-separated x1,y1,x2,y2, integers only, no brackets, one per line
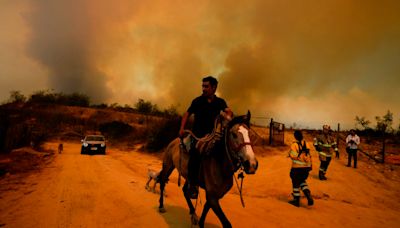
224,126,246,208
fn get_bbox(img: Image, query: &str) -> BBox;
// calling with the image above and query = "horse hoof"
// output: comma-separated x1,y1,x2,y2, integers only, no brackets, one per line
159,207,166,213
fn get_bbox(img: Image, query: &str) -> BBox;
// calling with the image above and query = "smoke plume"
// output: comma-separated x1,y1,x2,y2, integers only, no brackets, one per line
1,0,399,128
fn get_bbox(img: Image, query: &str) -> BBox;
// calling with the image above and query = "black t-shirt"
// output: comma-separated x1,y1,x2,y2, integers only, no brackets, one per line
187,95,228,138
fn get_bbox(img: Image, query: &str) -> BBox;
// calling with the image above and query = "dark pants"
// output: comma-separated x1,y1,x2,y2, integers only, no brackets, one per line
290,168,311,197
347,148,358,168
319,157,332,174
188,138,200,186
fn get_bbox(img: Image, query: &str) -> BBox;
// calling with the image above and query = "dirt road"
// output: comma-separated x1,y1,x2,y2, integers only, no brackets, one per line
1,142,400,227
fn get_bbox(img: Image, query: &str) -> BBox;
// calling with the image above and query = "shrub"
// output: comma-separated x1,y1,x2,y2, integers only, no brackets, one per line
99,121,134,139
145,117,181,152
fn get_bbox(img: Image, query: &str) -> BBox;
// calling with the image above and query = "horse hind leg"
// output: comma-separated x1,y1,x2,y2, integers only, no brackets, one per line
182,181,199,225
198,201,210,228
182,181,197,221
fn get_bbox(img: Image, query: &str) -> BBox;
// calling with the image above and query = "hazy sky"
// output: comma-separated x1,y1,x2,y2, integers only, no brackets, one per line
1,0,399,129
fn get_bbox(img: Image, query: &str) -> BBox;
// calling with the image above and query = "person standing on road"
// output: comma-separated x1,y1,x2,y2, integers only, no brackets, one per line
179,76,232,199
314,125,339,180
346,129,360,168
288,130,314,207
58,143,63,154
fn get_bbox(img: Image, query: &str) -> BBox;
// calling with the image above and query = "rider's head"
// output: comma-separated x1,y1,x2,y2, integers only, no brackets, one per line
202,76,218,97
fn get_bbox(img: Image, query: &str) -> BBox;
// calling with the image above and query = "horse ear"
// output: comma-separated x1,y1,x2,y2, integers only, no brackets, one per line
244,110,251,127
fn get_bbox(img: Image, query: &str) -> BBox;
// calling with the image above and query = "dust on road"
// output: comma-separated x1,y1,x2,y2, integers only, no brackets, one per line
1,141,400,228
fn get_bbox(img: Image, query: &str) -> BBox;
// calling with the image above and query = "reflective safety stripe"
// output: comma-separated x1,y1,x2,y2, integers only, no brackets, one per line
293,188,300,191
322,144,332,148
319,168,325,171
293,193,301,196
293,160,307,165
319,151,327,157
300,183,308,187
289,150,298,157
334,148,338,151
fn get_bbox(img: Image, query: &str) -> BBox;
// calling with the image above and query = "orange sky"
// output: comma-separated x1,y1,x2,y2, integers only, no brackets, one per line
1,0,399,129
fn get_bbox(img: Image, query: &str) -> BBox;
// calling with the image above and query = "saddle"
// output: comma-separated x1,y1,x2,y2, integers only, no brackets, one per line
181,111,231,155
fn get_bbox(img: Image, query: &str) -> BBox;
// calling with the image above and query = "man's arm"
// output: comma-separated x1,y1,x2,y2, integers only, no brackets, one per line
179,111,190,138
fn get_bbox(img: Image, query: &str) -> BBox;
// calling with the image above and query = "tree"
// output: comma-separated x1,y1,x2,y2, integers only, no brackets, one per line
134,99,154,114
163,105,179,117
375,110,393,133
355,116,370,130
9,91,26,103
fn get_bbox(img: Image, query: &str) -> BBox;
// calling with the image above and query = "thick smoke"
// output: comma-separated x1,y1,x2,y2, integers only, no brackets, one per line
24,0,138,102
1,0,399,128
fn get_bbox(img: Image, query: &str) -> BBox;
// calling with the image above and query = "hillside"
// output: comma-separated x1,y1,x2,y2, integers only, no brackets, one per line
0,103,180,153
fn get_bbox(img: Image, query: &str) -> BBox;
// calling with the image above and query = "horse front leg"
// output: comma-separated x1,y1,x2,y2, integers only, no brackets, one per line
208,198,232,228
198,201,210,228
158,166,173,213
182,181,198,225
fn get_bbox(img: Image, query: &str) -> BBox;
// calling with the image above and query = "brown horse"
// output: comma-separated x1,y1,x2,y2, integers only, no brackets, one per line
158,111,258,228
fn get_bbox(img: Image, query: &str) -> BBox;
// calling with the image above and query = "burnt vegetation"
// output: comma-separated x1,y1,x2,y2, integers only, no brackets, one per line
0,90,180,153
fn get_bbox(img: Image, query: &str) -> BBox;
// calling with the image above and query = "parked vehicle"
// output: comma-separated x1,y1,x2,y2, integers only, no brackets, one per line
81,135,106,155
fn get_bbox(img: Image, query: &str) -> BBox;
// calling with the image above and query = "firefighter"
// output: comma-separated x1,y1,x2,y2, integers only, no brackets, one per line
314,125,338,180
288,130,314,207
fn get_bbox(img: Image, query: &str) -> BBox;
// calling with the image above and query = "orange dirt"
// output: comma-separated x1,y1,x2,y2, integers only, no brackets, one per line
0,140,400,227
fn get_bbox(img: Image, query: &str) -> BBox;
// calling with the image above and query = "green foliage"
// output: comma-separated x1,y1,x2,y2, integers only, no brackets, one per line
355,116,371,130
99,121,134,139
145,117,181,151
8,91,26,103
375,110,393,133
134,99,155,114
91,103,108,109
162,105,179,117
27,90,89,107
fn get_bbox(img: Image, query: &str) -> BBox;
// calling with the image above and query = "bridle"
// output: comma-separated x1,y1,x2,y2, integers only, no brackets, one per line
229,142,253,154
224,123,250,208
224,123,252,172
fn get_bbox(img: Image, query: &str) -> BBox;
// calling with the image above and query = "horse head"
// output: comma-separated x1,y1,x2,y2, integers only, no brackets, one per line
226,111,258,174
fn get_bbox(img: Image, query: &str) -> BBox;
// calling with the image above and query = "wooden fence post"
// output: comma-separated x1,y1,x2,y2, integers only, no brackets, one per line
269,118,273,145
337,123,340,149
382,131,386,163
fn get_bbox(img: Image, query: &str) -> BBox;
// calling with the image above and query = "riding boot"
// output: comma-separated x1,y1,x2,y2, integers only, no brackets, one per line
303,189,314,206
289,196,300,207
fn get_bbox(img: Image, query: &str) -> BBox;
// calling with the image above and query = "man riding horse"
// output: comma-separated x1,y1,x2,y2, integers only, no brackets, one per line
179,76,232,199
